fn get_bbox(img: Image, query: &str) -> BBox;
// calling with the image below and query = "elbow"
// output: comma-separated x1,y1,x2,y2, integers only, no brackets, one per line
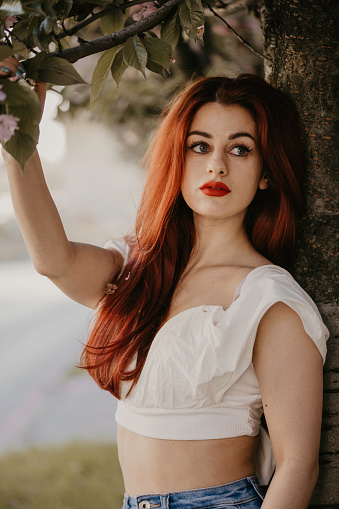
33,260,66,278
32,247,75,278
34,263,49,276
34,266,57,279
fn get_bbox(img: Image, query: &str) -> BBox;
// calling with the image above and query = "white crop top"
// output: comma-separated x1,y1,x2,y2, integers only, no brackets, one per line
105,240,329,486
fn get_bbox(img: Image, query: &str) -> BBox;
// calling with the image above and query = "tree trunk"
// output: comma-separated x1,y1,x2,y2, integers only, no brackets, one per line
260,1,338,506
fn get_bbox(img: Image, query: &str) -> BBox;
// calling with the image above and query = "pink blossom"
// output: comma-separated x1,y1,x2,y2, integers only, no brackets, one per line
0,85,6,101
132,2,157,21
197,24,204,42
4,15,18,29
0,114,20,141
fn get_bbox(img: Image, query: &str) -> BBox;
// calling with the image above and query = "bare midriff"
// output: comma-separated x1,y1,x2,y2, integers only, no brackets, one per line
117,425,258,496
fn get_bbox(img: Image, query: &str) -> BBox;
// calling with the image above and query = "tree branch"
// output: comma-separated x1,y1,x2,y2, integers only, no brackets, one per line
50,0,183,63
10,31,38,55
206,3,272,62
55,0,151,40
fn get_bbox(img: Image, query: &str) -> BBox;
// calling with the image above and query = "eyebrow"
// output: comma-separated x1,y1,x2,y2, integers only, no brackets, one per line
186,130,256,142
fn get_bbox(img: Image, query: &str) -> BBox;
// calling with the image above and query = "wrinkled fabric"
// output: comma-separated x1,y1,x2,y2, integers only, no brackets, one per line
107,241,329,486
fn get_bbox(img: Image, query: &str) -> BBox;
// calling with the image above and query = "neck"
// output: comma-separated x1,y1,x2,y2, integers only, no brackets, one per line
189,214,255,268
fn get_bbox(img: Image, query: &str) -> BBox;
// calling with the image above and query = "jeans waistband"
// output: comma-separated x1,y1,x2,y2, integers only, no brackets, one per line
122,476,264,509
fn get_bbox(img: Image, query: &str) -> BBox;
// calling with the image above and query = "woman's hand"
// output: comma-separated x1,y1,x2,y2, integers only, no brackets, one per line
0,56,46,113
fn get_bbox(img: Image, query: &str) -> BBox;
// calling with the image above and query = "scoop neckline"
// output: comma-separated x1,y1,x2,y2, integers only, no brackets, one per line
156,264,285,337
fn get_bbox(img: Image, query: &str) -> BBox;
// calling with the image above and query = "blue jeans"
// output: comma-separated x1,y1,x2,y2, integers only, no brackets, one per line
122,476,264,508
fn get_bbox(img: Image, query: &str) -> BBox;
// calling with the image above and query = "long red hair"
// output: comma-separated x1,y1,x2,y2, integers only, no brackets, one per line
82,75,305,397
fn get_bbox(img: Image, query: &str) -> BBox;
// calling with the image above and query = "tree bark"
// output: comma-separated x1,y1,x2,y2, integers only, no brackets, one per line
261,1,338,506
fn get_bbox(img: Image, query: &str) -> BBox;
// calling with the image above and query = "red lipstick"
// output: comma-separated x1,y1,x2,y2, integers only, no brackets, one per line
200,181,231,197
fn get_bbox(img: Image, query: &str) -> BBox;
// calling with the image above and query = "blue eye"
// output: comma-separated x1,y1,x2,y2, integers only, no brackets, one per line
230,145,252,157
188,141,209,154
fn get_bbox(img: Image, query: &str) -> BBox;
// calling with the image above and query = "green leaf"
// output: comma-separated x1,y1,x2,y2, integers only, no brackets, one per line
123,36,147,77
161,9,181,50
110,48,127,87
24,52,87,85
146,58,165,77
0,79,41,170
12,17,39,49
40,15,56,34
2,131,38,171
179,0,204,39
55,0,73,19
0,78,40,109
32,25,51,51
83,0,112,4
100,9,124,35
12,38,26,53
0,45,16,60
185,0,204,12
41,0,56,17
143,36,172,72
90,46,120,105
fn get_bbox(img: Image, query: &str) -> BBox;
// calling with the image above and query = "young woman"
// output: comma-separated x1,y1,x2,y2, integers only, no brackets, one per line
2,59,329,509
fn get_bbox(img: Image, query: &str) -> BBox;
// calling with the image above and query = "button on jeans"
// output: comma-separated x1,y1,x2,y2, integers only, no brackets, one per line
122,476,264,508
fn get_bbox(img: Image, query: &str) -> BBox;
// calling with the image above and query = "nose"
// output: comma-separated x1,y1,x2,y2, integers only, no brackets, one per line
207,162,227,176
206,152,228,176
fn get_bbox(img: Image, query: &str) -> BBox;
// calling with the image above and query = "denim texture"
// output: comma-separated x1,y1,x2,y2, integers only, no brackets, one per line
122,476,264,508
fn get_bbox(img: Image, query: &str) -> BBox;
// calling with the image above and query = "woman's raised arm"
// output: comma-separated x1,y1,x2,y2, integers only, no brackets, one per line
2,59,123,309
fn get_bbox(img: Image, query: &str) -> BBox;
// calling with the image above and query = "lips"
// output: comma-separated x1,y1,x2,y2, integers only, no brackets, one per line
200,180,231,197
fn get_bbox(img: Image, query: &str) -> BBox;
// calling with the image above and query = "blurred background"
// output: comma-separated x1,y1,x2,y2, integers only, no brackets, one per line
0,6,263,508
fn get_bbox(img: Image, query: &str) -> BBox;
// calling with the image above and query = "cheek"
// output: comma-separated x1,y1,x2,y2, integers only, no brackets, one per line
181,163,190,192
180,175,190,206
180,166,196,208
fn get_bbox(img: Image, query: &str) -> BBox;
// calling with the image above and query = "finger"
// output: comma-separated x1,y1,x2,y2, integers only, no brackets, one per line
0,57,23,79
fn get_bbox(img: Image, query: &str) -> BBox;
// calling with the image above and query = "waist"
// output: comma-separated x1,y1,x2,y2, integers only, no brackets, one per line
117,425,258,496
122,476,264,508
116,399,261,440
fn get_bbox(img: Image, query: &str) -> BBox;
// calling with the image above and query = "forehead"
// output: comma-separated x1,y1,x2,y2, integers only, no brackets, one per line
190,102,257,136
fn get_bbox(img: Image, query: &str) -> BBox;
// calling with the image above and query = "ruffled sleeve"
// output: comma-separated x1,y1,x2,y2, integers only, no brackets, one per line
104,238,129,262
217,265,329,365
217,265,329,486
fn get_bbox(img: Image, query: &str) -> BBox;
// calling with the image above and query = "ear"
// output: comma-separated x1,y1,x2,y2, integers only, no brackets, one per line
259,176,269,190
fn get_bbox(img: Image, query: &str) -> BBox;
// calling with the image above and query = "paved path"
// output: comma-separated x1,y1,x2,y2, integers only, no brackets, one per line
0,260,118,455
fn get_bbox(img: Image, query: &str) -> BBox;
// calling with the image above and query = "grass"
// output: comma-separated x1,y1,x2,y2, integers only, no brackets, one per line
0,441,125,509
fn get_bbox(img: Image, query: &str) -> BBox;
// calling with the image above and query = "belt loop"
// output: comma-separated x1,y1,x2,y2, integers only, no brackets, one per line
161,494,169,509
247,476,265,501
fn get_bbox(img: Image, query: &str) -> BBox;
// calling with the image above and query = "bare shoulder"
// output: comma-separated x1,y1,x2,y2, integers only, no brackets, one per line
253,302,323,364
230,252,273,282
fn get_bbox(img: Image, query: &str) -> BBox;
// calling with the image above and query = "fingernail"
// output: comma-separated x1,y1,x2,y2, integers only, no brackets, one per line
18,64,25,73
1,66,11,73
15,70,24,79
